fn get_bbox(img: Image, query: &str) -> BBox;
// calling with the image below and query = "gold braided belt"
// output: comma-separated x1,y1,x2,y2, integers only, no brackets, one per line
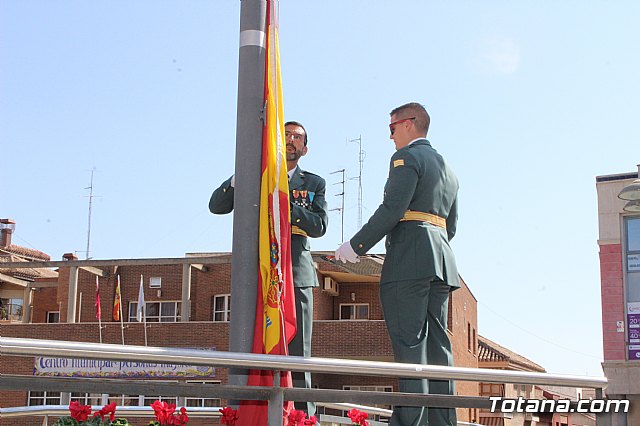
291,225,308,237
399,210,446,229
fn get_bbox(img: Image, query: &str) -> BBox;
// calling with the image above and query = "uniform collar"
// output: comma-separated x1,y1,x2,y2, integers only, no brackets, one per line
408,137,429,146
289,165,305,190
399,138,430,151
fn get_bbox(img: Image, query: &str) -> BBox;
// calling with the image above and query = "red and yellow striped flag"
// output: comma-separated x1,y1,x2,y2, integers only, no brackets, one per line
257,2,296,358
237,1,296,424
113,275,122,321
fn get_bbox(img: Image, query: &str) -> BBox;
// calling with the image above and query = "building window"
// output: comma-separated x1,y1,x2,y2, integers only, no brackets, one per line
143,395,178,405
47,311,60,323
339,303,369,320
624,217,640,361
150,277,162,288
128,301,181,322
625,217,640,300
480,383,505,397
473,327,477,355
108,394,141,406
71,392,104,406
28,390,61,406
185,380,222,407
0,298,23,321
467,322,472,352
213,295,231,322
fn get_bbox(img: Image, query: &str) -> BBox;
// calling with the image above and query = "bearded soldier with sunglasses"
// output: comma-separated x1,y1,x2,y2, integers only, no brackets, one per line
209,121,328,418
335,103,460,426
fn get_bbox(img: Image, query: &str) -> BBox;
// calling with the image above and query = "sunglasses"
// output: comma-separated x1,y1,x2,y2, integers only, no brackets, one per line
389,117,416,135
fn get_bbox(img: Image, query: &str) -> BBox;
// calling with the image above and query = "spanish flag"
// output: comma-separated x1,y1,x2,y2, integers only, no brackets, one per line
236,1,296,424
113,275,122,322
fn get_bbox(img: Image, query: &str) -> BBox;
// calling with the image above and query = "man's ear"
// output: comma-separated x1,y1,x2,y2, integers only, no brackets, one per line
301,145,308,157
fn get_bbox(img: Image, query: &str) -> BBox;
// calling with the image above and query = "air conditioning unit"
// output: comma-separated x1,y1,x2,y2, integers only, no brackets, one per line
323,277,339,296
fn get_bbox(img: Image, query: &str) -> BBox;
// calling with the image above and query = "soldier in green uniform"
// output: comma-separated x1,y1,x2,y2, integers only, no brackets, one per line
336,103,460,426
209,121,328,417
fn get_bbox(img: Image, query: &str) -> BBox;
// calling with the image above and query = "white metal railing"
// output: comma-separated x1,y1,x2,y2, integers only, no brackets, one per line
0,337,608,388
0,337,608,426
0,405,481,426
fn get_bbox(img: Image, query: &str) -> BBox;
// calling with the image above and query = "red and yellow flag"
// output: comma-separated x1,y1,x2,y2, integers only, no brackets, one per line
113,275,122,321
95,276,102,321
257,2,296,358
237,1,296,425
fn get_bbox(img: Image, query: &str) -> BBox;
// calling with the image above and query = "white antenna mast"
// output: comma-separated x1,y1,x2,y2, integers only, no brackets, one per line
84,168,97,259
349,136,365,228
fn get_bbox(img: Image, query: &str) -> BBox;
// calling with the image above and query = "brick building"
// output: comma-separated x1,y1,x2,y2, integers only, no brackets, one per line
595,165,640,425
0,217,481,425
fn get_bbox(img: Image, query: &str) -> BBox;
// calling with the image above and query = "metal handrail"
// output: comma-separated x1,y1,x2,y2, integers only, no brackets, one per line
0,403,391,419
0,336,608,388
0,337,609,426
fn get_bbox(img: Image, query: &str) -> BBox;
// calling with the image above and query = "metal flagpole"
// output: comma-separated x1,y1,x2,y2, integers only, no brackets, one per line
118,275,125,345
137,275,148,347
228,0,267,391
142,307,147,347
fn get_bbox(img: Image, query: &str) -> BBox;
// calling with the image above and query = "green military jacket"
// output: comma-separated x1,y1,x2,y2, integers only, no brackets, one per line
209,166,328,288
350,139,460,288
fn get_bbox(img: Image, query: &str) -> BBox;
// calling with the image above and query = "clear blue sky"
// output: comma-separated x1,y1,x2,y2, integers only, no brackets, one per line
2,1,639,378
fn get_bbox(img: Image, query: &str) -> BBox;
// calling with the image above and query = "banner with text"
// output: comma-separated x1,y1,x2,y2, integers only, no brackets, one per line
34,355,215,379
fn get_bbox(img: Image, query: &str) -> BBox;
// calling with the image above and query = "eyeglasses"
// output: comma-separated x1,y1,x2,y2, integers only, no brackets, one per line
285,131,305,142
389,117,416,135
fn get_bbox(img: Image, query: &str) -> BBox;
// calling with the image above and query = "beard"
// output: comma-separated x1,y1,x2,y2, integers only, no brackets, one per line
286,144,303,162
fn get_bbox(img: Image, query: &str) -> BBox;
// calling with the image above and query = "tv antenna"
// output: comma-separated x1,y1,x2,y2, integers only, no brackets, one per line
330,169,345,242
349,136,365,228
83,168,100,259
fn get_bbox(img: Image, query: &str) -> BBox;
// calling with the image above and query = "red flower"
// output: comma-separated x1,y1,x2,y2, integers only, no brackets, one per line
94,402,117,422
151,400,178,425
288,409,307,425
69,401,92,422
287,409,317,426
347,408,369,426
176,407,189,426
219,407,239,425
304,415,318,425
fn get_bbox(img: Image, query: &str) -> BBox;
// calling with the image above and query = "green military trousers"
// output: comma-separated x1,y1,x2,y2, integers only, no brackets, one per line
289,286,315,416
380,278,456,426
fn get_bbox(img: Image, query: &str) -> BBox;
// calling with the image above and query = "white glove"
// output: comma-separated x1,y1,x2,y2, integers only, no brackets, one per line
335,241,360,263
230,175,235,188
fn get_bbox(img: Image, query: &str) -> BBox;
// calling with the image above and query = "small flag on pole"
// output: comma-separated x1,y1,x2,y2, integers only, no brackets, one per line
113,275,122,321
95,276,102,320
136,275,145,322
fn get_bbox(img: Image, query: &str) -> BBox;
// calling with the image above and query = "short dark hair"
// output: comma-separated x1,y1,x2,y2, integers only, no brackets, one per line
285,121,308,146
390,102,430,135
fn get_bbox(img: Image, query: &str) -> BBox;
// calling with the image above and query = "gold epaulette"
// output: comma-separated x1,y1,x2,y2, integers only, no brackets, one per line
399,210,446,229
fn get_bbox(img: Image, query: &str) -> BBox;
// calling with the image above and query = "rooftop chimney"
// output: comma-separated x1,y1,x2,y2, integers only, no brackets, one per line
63,253,78,261
0,219,16,248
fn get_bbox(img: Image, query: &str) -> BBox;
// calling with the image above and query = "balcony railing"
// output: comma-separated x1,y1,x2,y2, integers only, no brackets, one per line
0,337,608,426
